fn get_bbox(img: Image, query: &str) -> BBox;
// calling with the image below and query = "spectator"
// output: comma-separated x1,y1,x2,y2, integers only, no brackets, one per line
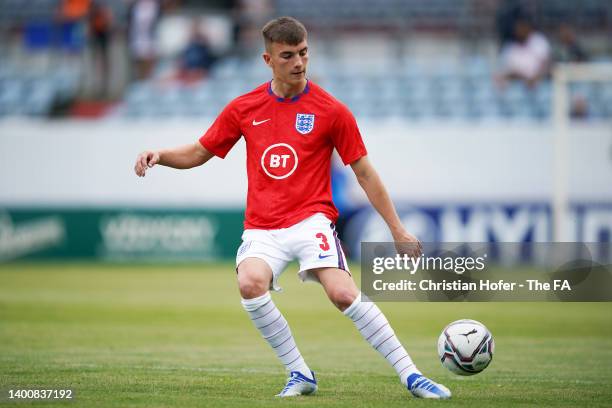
554,24,590,119
496,16,551,88
128,0,161,80
89,1,113,98
58,0,91,53
495,0,531,49
555,23,589,63
176,21,217,84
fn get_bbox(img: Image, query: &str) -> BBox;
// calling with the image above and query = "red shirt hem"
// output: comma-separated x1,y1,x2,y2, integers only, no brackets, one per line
243,208,339,230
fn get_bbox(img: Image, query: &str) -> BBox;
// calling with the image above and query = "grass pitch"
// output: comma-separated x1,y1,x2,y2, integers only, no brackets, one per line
1,262,611,407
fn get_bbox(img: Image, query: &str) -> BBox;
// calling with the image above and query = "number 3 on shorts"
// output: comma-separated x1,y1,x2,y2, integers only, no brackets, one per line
315,232,330,251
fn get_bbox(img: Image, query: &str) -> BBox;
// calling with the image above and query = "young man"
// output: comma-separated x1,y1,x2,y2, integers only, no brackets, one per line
134,16,451,400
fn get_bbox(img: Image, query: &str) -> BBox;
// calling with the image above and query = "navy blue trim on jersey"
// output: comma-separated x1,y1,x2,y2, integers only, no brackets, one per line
267,80,310,103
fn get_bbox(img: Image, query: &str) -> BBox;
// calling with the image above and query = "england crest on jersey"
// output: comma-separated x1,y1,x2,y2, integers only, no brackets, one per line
295,113,315,135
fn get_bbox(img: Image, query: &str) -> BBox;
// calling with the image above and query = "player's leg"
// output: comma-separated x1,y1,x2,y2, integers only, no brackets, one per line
290,213,448,398
310,267,451,399
237,256,316,396
292,213,418,382
310,267,419,379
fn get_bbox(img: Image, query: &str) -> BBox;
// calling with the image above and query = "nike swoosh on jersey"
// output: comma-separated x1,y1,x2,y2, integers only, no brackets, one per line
318,254,334,259
252,119,271,126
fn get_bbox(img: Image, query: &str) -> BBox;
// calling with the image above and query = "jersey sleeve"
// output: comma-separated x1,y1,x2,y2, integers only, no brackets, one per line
330,103,368,165
198,102,242,159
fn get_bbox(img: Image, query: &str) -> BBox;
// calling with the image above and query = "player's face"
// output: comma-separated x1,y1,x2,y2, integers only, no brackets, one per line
264,40,309,86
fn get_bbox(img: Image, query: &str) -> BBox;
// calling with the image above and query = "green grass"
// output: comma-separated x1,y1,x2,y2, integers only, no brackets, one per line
1,262,611,407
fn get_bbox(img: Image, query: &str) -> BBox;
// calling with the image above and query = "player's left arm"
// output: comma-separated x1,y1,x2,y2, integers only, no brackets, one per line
350,156,422,257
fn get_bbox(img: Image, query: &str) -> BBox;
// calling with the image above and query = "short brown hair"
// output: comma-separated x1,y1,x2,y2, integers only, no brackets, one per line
262,16,307,49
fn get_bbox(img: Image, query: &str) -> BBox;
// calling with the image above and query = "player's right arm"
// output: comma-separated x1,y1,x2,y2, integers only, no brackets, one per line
134,142,214,177
135,98,241,177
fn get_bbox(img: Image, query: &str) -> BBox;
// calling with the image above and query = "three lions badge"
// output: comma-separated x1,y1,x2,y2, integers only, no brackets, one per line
295,113,315,135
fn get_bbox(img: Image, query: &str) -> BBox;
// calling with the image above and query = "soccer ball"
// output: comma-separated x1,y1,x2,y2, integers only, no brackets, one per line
437,319,494,376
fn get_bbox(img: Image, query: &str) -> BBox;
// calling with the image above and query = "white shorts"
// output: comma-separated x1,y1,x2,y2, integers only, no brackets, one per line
235,213,350,291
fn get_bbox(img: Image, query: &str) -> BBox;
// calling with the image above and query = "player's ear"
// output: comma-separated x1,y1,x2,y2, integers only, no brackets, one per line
262,52,272,67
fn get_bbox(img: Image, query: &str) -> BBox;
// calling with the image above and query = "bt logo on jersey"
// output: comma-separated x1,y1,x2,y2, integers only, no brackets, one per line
270,154,291,168
261,143,299,179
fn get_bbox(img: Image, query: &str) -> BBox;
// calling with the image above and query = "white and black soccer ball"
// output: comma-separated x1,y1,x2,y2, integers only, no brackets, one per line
437,319,494,376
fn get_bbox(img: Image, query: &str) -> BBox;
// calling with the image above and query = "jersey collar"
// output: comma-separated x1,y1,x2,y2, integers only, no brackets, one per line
267,80,310,103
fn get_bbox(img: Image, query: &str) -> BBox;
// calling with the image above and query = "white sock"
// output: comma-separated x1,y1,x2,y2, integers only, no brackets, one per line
241,292,312,378
344,293,421,385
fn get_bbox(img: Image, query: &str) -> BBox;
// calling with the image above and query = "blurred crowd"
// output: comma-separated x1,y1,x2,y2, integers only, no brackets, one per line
0,0,610,118
495,3,590,79
494,1,592,117
0,0,274,99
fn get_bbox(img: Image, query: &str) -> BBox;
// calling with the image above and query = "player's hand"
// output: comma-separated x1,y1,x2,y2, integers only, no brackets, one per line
134,150,160,177
393,229,423,259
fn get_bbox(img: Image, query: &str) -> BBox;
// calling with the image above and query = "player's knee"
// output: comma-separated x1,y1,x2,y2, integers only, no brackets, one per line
237,268,270,299
329,288,357,311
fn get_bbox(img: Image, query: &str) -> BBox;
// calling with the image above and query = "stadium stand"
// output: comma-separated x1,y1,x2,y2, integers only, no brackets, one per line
111,55,612,121
0,0,610,121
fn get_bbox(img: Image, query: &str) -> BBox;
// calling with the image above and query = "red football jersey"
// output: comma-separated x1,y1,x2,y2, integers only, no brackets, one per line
199,80,367,229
